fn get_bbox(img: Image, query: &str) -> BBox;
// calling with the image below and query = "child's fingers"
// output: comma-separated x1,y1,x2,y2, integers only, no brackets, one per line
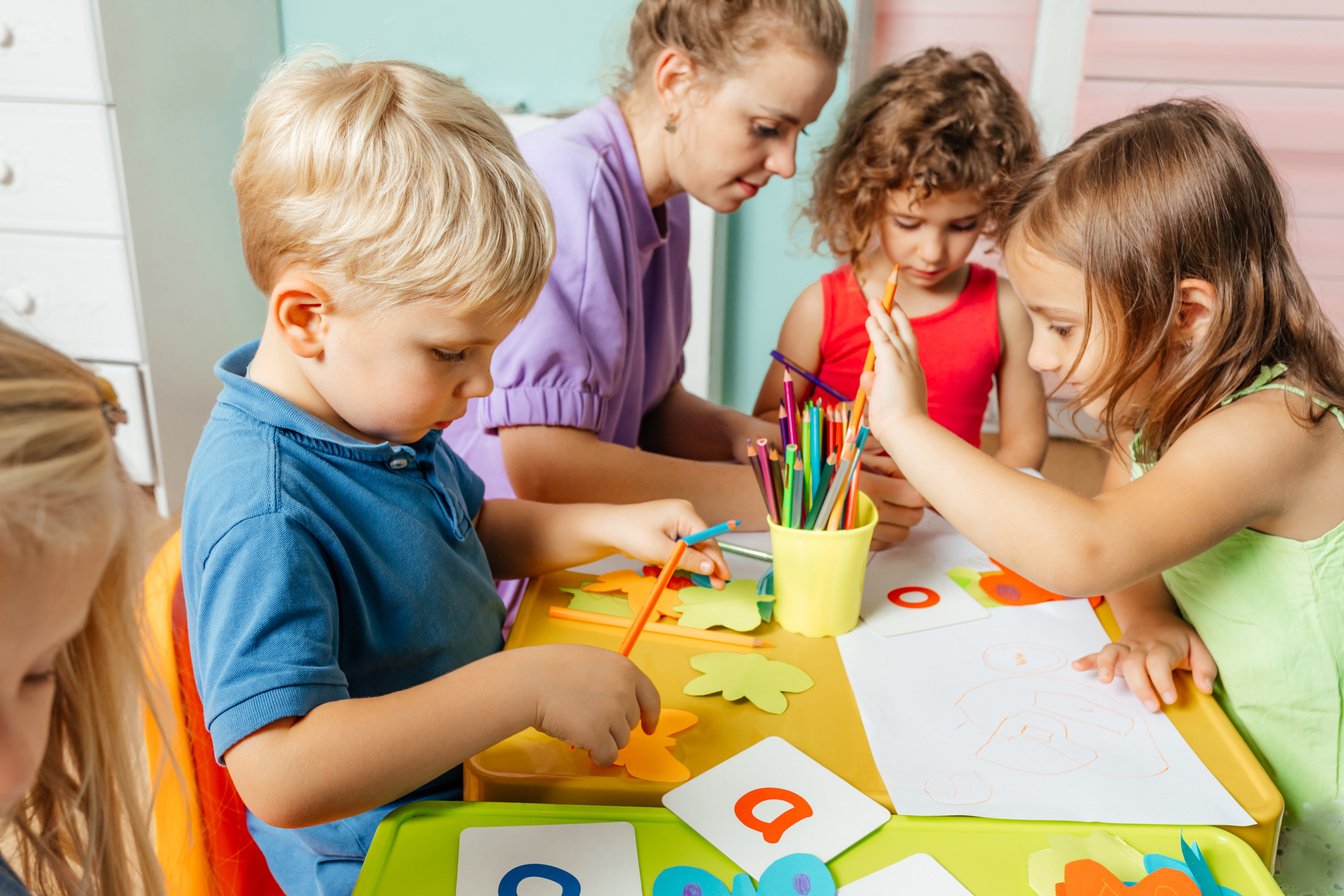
587,734,619,767
1118,648,1163,712
1075,642,1125,683
1187,636,1219,694
1145,649,1180,706
636,674,661,735
687,542,731,584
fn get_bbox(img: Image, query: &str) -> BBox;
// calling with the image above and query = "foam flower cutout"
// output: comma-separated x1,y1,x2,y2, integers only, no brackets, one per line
559,586,633,618
683,652,813,714
582,569,683,619
1061,859,1197,895
675,579,774,632
1028,832,1148,896
612,708,698,782
642,564,697,591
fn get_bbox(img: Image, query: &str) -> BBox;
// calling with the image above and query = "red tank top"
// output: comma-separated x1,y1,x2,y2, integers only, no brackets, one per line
815,263,1001,447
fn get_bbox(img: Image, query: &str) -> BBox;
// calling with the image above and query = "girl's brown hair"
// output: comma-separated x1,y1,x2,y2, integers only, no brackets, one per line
808,47,1040,266
1005,99,1344,463
0,324,166,896
620,0,848,92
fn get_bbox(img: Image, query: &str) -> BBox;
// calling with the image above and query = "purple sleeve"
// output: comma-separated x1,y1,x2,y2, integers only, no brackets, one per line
476,146,632,435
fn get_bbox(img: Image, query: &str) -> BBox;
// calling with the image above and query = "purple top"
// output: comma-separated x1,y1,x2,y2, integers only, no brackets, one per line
444,98,692,501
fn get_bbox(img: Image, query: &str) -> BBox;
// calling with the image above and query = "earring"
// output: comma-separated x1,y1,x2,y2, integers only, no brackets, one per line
663,115,677,134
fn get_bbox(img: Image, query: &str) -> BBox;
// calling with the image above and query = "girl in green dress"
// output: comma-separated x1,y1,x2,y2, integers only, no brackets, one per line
863,99,1344,893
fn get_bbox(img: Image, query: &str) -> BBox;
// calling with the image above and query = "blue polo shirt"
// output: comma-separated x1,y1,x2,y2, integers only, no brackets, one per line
181,342,505,895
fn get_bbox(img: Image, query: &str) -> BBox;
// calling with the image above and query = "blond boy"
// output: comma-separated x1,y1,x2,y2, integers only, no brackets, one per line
181,56,727,894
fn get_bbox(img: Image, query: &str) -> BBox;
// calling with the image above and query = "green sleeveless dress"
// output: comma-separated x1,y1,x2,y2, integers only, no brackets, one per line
1133,364,1344,893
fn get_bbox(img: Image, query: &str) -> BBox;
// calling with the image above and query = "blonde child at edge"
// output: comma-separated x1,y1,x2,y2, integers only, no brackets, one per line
862,99,1344,893
180,56,730,895
755,47,1048,475
0,325,166,896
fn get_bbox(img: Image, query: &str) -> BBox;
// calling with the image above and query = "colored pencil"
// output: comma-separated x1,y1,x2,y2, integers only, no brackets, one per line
782,370,799,447
813,440,856,531
684,519,741,546
780,445,795,527
719,541,773,563
784,459,795,529
848,265,899,439
551,606,773,649
768,445,784,510
826,425,870,531
619,540,686,656
746,441,775,524
754,437,780,523
803,452,837,530
770,350,850,403
777,402,789,452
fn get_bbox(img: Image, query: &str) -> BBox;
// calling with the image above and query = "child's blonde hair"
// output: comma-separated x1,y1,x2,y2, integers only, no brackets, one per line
1005,99,1344,462
808,47,1039,266
233,53,555,321
0,324,165,896
619,0,848,93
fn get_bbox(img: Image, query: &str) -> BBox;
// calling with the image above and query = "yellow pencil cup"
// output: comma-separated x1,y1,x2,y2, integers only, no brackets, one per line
766,492,876,637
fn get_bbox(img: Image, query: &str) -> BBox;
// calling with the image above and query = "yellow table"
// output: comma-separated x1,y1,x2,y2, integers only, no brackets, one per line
464,570,1283,866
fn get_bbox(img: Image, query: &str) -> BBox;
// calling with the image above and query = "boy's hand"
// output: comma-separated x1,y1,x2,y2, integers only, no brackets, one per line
1073,611,1218,712
862,298,929,439
607,500,732,587
522,644,661,765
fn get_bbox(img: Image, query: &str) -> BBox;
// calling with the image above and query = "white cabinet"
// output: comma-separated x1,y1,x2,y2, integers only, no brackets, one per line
0,0,280,513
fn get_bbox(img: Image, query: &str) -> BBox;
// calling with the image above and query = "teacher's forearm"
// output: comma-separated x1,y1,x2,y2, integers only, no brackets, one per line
499,426,770,527
639,383,774,461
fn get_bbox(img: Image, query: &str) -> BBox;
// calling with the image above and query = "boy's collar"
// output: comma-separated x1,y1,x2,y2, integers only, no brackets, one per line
215,341,442,463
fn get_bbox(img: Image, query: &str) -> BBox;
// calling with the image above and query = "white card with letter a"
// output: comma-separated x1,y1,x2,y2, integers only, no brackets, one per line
838,853,974,894
661,736,890,878
456,822,642,895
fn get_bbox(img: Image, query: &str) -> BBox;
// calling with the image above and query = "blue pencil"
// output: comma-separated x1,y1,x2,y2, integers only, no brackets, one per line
684,520,742,546
771,350,852,403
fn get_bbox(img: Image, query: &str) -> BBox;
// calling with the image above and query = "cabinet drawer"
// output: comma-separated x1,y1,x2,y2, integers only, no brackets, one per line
83,360,155,486
0,101,123,236
0,232,141,362
0,0,105,102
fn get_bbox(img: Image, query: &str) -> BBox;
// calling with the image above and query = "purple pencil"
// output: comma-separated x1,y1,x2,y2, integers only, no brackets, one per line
782,370,800,447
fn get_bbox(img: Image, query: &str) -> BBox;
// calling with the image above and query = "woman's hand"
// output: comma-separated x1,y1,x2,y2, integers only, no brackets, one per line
1073,609,1218,712
605,499,731,586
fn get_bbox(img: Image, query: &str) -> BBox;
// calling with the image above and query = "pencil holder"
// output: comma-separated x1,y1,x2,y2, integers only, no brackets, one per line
766,492,876,637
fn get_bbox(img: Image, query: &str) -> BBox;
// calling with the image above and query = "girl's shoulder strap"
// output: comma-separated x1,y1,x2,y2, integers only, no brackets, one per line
1221,362,1344,428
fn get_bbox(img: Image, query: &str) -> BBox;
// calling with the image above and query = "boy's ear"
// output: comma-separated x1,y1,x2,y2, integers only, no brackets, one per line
651,46,697,121
269,269,331,360
1174,277,1218,347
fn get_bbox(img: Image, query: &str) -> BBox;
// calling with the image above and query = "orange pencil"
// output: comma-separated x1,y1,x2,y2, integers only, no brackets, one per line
848,265,899,437
618,540,686,656
550,605,773,648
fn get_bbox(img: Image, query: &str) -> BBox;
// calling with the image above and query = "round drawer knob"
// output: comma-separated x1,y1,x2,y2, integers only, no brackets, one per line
1,289,36,316
0,162,13,186
0,25,14,49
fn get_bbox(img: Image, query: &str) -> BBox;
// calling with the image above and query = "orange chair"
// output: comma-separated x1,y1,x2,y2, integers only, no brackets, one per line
144,530,284,896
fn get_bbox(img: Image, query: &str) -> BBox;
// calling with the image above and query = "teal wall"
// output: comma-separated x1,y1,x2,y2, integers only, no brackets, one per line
280,0,854,410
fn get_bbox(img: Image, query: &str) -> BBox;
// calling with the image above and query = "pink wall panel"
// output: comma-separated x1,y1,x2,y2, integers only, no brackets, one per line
1094,0,1344,17
1292,216,1344,281
1074,81,1344,155
1273,152,1344,220
1083,15,1344,86
868,0,1038,94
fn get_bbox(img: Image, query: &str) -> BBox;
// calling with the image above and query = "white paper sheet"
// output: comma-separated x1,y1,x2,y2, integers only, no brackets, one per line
836,601,1253,825
838,853,974,894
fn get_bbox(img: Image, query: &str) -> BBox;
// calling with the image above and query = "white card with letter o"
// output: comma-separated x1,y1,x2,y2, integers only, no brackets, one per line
456,821,641,894
661,736,890,878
